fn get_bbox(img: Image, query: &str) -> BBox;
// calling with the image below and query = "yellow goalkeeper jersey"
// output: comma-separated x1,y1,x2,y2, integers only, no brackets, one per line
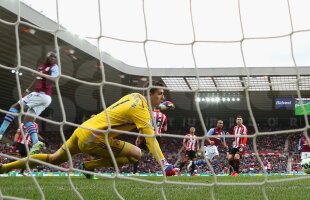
75,93,165,161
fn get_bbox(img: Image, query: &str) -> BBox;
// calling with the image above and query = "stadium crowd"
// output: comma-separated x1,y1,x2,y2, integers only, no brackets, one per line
0,122,306,175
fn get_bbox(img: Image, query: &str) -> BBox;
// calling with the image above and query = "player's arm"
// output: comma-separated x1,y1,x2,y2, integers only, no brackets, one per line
13,132,19,142
23,79,36,96
129,98,175,175
196,139,199,151
129,98,165,161
220,131,227,149
141,127,175,175
141,127,165,163
36,65,60,82
222,140,227,149
183,137,188,150
241,127,248,147
162,115,168,132
239,127,248,152
207,128,215,145
162,124,167,133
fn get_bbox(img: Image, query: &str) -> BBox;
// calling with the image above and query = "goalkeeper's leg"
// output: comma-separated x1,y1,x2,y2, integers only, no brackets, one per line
0,151,70,173
82,139,142,171
132,138,147,174
84,157,139,171
0,132,80,173
79,138,141,178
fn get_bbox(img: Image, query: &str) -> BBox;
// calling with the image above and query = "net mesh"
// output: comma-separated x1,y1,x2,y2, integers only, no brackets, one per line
0,0,309,200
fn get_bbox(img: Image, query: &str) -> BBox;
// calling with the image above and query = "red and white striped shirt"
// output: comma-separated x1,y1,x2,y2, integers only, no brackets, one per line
183,134,199,151
153,110,167,135
232,124,247,148
15,123,38,145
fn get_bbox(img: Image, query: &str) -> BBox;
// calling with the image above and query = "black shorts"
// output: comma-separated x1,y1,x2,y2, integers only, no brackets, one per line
228,147,243,158
137,136,161,150
16,143,29,157
186,150,196,160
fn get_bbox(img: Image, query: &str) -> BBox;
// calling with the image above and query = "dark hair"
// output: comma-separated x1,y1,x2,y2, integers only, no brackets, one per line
216,119,223,124
143,80,165,95
236,115,242,119
45,51,57,65
150,81,165,94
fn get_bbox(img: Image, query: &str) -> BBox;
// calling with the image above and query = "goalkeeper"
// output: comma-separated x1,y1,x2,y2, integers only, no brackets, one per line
133,100,174,174
0,82,176,176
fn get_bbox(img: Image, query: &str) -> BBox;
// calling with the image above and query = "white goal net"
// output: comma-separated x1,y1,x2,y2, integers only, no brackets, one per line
0,0,310,200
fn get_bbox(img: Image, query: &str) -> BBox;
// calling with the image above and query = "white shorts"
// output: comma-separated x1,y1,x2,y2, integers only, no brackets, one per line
19,92,52,116
301,152,310,160
203,145,219,160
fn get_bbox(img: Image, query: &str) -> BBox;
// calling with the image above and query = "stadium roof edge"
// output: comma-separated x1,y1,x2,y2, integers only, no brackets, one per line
1,0,309,77
1,0,148,76
1,1,98,60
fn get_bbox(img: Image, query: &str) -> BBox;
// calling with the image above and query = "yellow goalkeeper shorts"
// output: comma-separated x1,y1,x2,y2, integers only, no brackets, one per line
61,129,132,158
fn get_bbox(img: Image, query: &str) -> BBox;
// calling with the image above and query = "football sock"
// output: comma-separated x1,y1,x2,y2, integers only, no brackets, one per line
194,159,206,166
24,122,39,144
0,107,19,135
212,160,218,172
1,154,49,173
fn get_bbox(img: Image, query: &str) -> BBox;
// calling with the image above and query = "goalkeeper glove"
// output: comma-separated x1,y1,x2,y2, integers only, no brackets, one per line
158,101,175,111
164,164,175,176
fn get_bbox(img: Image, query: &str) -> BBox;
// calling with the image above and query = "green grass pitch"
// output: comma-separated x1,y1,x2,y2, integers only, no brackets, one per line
0,176,310,200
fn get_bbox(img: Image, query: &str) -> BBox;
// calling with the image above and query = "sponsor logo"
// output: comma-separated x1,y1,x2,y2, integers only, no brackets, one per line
275,100,291,105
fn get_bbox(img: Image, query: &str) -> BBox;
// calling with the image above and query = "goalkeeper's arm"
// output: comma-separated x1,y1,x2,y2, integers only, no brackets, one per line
142,127,175,176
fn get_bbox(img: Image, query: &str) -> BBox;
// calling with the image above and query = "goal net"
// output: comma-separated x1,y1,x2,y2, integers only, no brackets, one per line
0,0,309,199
